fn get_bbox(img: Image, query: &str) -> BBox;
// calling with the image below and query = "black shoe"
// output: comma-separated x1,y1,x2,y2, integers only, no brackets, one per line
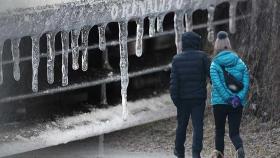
174,149,185,158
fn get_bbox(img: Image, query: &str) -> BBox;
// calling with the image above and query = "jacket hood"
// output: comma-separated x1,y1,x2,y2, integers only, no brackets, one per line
182,32,202,51
213,50,239,67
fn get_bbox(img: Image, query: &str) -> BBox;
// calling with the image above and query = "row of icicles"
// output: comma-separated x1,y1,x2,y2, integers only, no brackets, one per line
0,2,237,120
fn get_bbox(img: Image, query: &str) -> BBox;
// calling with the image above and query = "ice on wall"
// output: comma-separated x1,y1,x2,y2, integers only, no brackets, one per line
229,1,237,34
98,24,107,51
61,31,69,87
135,18,144,57
156,13,165,33
118,21,129,121
81,26,90,72
174,11,184,54
31,36,40,92
0,0,242,97
149,16,156,37
102,49,112,70
101,84,107,105
46,32,56,84
0,0,82,13
11,38,20,81
0,42,3,85
11,39,21,81
207,5,215,43
71,29,80,70
185,13,192,32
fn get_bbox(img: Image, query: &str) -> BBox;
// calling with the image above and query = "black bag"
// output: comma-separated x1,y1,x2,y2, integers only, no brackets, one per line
221,66,244,93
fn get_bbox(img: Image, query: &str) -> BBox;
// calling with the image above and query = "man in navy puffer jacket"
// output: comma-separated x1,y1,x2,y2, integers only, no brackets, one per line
170,32,210,158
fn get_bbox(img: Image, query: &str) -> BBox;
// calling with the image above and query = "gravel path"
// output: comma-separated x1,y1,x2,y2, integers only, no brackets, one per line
105,106,280,158
5,107,280,158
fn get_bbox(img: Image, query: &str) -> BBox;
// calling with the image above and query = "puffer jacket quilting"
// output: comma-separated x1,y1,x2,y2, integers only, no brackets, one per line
170,32,210,106
210,51,250,106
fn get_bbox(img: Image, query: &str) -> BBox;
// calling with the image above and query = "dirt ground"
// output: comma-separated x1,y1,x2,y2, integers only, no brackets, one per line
105,106,280,158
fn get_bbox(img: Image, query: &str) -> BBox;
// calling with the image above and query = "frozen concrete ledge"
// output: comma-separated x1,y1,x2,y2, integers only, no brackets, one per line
0,0,81,12
0,93,176,157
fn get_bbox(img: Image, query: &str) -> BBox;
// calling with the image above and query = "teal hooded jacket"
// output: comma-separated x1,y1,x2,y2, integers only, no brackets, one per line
210,51,250,106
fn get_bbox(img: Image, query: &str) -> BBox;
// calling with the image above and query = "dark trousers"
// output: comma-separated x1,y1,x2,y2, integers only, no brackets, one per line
175,99,206,157
213,105,243,154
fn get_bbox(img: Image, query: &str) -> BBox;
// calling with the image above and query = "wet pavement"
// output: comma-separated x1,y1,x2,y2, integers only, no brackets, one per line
5,136,175,158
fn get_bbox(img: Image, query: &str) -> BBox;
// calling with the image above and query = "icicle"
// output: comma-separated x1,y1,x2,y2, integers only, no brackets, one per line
71,29,80,70
81,27,90,72
98,24,107,51
229,1,237,34
101,84,107,105
31,36,40,92
207,5,215,43
46,32,56,84
174,11,184,54
0,42,3,85
185,13,193,32
148,16,156,37
61,31,69,87
118,21,129,121
156,13,165,33
102,49,112,70
135,18,144,57
11,39,21,81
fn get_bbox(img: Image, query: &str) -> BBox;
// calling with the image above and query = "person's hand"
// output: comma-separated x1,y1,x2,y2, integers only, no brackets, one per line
231,95,241,108
226,95,241,108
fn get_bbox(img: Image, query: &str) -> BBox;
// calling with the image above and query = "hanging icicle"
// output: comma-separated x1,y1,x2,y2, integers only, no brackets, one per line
0,42,3,85
229,1,237,34
71,29,80,70
98,23,107,51
148,16,156,37
31,36,40,92
174,11,184,54
185,12,193,32
81,26,90,72
11,39,21,81
102,49,112,70
61,31,69,87
46,32,56,84
101,84,107,105
118,21,129,121
207,5,215,43
156,13,165,33
135,18,144,57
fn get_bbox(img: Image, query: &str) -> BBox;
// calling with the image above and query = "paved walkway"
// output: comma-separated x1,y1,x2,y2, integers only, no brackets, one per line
5,136,177,158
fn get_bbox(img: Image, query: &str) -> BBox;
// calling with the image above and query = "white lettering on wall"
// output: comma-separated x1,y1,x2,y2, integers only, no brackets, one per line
110,0,188,20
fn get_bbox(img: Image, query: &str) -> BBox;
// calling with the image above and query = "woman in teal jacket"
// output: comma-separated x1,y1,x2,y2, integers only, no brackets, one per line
210,31,249,158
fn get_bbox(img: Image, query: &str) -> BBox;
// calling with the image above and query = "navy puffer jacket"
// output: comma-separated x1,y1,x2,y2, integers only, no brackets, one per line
170,32,210,106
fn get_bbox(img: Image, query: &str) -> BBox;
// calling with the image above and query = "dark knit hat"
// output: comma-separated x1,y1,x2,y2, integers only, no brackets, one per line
217,31,229,40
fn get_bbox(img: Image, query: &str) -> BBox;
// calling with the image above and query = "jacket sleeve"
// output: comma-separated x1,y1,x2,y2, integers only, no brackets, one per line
237,60,250,101
170,58,179,105
210,62,232,101
203,54,211,78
